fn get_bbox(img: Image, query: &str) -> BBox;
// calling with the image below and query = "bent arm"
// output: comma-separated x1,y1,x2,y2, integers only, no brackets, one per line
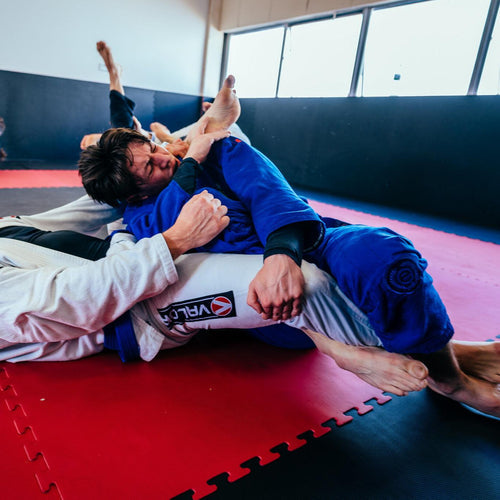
212,138,324,250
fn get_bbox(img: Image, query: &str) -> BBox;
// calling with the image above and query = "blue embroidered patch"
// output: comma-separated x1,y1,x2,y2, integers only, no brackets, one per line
386,258,422,294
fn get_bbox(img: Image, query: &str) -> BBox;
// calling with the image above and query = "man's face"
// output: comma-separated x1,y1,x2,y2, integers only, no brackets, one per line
128,141,180,199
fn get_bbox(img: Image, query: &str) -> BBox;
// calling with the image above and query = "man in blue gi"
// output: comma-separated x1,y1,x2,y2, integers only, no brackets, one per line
78,83,500,420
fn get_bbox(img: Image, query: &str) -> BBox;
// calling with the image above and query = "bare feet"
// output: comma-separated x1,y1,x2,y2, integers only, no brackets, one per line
96,41,124,94
427,371,500,418
150,122,176,143
452,340,500,383
302,328,428,396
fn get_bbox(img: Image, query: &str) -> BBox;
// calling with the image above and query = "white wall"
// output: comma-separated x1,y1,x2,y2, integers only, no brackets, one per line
0,0,224,96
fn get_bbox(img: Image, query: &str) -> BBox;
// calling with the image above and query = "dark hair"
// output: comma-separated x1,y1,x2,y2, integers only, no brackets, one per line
78,128,150,207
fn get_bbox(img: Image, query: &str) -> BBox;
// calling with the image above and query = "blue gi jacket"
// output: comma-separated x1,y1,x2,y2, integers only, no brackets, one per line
124,137,325,254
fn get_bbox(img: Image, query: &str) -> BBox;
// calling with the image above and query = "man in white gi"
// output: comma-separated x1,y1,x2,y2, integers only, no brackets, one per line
1,186,444,398
2,191,500,421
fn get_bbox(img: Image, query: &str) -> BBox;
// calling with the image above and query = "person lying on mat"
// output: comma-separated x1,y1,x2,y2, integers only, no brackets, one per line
77,81,500,419
0,193,426,394
1,195,499,419
79,41,250,154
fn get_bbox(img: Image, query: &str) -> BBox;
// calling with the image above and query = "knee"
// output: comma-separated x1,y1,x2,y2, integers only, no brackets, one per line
301,261,334,296
383,255,426,295
359,227,428,290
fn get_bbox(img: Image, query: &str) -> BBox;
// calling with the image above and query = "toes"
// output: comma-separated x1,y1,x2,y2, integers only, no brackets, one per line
408,361,429,379
224,75,235,88
387,386,408,397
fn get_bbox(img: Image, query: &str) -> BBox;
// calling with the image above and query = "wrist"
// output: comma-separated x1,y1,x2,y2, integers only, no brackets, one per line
162,228,189,260
182,156,201,166
264,249,301,267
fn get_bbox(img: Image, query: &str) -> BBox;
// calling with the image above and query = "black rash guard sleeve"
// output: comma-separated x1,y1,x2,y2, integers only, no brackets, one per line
263,223,305,267
172,157,201,195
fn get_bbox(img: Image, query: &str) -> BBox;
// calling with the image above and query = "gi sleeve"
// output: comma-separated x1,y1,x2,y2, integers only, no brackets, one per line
0,234,178,344
210,138,324,251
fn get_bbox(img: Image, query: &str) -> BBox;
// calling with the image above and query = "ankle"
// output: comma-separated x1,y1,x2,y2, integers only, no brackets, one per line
428,373,467,396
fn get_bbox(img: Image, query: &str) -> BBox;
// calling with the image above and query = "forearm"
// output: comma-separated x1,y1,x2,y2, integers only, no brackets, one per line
0,235,177,344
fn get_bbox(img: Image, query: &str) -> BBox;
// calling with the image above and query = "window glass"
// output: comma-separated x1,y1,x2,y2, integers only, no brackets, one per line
225,27,285,97
478,8,500,95
278,15,362,97
361,0,491,96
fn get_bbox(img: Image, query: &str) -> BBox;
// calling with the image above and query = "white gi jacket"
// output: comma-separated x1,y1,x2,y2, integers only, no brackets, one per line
0,196,186,362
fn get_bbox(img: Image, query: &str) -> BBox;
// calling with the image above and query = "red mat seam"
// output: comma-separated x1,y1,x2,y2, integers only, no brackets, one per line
182,394,392,499
0,366,63,499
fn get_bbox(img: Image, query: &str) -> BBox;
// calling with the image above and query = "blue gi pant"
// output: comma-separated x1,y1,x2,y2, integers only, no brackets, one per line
310,225,454,354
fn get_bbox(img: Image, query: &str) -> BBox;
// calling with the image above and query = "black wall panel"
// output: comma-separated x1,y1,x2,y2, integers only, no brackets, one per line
0,70,199,164
154,91,202,134
238,96,500,229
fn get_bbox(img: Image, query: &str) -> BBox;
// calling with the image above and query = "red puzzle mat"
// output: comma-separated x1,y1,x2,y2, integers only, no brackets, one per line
1,201,499,499
0,170,82,188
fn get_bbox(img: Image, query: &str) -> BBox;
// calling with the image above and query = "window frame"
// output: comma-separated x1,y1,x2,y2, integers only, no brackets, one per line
220,0,500,98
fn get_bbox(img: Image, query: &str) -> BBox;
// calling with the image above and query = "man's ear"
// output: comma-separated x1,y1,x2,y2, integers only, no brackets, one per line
126,193,149,204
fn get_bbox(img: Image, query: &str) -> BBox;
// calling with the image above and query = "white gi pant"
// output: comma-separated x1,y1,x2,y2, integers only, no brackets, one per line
0,196,380,362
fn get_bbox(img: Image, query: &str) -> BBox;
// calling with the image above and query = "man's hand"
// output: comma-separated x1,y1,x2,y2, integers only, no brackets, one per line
162,190,229,260
184,115,230,163
165,139,189,158
247,254,305,321
80,133,102,150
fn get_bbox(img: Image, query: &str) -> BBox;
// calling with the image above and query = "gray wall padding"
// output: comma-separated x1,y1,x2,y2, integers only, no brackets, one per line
238,96,500,229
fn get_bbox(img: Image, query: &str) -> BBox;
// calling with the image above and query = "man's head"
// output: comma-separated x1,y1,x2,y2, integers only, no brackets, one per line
78,128,180,206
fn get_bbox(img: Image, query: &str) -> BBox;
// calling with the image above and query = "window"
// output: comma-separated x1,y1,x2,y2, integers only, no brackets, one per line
222,0,498,98
360,0,491,96
225,27,285,98
278,15,362,97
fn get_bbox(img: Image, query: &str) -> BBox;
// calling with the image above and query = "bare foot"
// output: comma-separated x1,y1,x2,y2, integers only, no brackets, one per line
150,122,176,143
452,340,500,383
96,41,124,94
302,328,428,396
427,371,500,418
186,75,240,143
80,133,102,150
